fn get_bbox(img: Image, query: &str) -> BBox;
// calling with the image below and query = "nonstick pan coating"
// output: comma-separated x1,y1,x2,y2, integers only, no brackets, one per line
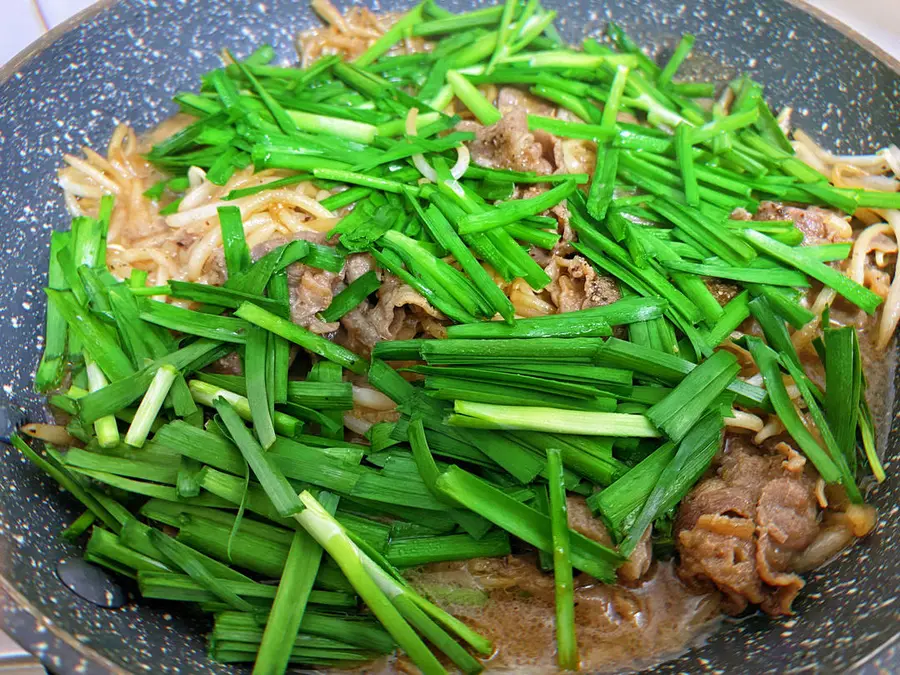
0,1,897,672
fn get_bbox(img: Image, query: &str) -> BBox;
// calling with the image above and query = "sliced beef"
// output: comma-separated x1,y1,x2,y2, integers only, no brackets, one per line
545,255,621,314
338,274,445,356
705,278,741,306
567,496,652,583
753,201,844,246
675,435,822,615
460,109,553,175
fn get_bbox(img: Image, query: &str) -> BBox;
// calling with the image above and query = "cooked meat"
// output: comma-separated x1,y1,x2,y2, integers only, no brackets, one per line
460,109,553,174
286,263,341,334
207,351,243,376
705,278,741,306
339,274,445,356
545,255,621,313
675,435,823,615
753,201,847,246
343,252,375,283
567,495,652,583
248,232,343,335
497,87,557,117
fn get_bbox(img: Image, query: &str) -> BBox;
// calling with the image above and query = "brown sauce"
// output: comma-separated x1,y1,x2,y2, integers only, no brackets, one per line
400,556,721,673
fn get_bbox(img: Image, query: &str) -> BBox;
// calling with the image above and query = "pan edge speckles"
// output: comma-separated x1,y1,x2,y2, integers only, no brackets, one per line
0,1,897,674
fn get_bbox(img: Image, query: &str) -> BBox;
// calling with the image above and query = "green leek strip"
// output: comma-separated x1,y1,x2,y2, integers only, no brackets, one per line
318,271,380,323
546,448,577,670
457,180,577,235
747,283,814,330
597,337,768,409
645,350,739,442
674,124,700,206
463,165,588,184
619,411,722,557
587,441,676,541
447,297,666,339
858,400,885,482
84,353,120,448
530,84,596,122
234,302,367,375
434,466,622,582
189,381,301,438
76,339,222,423
410,365,612,400
46,289,134,381
177,456,202,498
165,280,283,313
380,229,485,317
120,518,254,583
824,326,861,474
779,355,862,503
214,610,394,654
747,295,820,398
139,300,250,343
420,337,603,364
658,33,695,87
85,527,169,574
266,270,290,404
443,314,612,340
699,290,750,347
415,201,515,323
146,529,257,613
292,492,448,675
744,336,841,482
355,1,426,65
742,229,882,313
532,483,555,570
599,63,630,132
283,111,376,145
447,70,501,125
311,168,411,194
35,231,71,391
586,143,619,222
217,206,251,277
244,326,276,449
451,401,660,437
406,419,492,539
253,492,339,675
61,509,96,542
386,531,510,568
124,365,178,448
10,435,122,533
306,361,344,441
214,397,303,517
427,376,616,412
630,228,724,325
661,259,808,287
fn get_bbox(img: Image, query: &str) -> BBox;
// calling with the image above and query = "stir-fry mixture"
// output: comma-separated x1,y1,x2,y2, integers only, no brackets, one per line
17,1,900,673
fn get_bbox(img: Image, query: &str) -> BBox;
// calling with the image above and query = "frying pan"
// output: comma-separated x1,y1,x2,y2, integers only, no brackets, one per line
0,0,897,672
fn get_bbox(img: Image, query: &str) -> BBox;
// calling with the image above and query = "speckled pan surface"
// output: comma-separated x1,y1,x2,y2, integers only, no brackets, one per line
0,0,898,673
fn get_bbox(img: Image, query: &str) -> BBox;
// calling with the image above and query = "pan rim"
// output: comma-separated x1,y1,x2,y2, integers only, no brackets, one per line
0,0,897,673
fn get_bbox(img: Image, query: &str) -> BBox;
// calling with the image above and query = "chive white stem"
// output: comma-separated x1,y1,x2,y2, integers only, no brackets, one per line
125,365,178,448
84,352,119,448
451,401,661,437
292,491,448,675
188,380,299,437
